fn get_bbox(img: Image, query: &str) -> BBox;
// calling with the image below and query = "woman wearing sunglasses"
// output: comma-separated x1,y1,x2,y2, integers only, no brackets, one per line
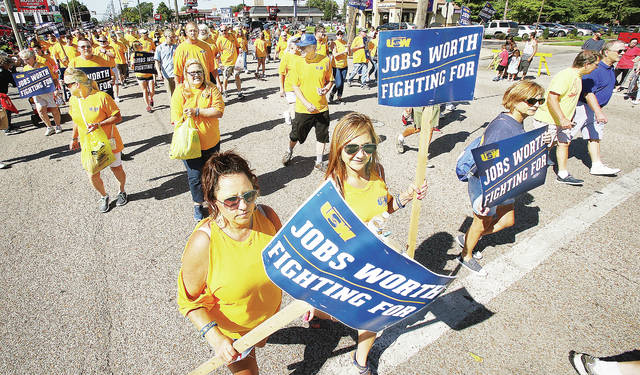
457,80,550,276
308,112,427,375
177,151,282,375
170,59,225,221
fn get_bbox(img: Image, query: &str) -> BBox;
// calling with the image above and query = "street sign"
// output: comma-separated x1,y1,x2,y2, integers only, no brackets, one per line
154,13,161,20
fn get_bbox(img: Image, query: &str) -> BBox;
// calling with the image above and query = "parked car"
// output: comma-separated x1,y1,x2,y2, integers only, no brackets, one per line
573,22,605,34
539,22,570,37
484,20,519,36
377,22,416,31
610,25,631,34
517,25,543,38
563,23,593,36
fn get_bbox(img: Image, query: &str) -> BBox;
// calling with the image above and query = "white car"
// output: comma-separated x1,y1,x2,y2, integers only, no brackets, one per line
517,25,543,38
485,20,519,36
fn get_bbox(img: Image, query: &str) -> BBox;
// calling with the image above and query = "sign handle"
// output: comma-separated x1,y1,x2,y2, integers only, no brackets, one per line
188,300,311,375
406,105,436,259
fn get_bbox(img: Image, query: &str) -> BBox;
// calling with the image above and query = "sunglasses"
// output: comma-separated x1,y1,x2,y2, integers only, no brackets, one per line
65,82,76,88
217,190,258,209
187,71,204,77
343,143,377,155
611,49,625,54
78,45,91,49
525,97,545,106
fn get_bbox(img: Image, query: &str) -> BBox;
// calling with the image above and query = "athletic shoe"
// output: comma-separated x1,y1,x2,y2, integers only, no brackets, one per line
222,91,228,99
0,162,7,169
115,96,122,102
328,93,334,103
99,195,110,213
590,164,620,176
237,92,245,99
568,351,597,375
281,150,292,166
352,352,372,375
457,255,487,275
632,99,640,105
146,106,152,113
314,162,327,173
492,77,500,81
455,234,483,259
395,137,404,154
44,127,55,136
348,81,353,87
115,192,128,207
55,125,62,134
150,99,154,107
556,174,584,185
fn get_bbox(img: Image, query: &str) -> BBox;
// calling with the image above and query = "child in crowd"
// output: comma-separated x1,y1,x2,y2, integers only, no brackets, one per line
507,49,521,81
493,44,509,81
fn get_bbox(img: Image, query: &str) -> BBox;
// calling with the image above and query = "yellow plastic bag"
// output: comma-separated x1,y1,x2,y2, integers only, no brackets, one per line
170,117,201,160
80,127,115,174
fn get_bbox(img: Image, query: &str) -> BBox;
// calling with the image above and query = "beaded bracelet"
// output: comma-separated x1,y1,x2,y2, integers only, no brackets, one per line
199,320,218,338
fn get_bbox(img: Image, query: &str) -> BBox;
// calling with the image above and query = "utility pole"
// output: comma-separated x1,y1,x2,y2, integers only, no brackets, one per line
136,0,143,25
414,0,428,29
173,0,179,23
117,0,124,25
534,0,545,29
503,0,508,19
3,0,23,49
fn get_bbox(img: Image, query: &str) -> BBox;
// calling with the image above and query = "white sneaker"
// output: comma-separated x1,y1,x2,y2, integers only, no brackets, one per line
55,125,62,134
632,99,640,105
590,164,620,176
0,162,7,169
44,127,55,136
115,96,122,103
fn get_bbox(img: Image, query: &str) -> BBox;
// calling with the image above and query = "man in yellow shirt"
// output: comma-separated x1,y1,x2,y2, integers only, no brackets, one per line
216,24,243,99
173,22,218,88
281,34,334,172
263,27,272,61
110,32,128,87
254,32,267,79
68,39,116,92
94,36,123,102
18,49,63,136
346,28,371,88
51,34,79,68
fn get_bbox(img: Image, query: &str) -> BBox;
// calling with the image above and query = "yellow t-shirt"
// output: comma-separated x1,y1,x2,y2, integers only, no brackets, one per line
332,39,348,69
68,55,114,69
170,83,225,150
33,56,59,80
52,43,79,68
351,36,368,64
292,54,333,114
110,41,127,65
237,34,248,52
176,211,282,338
69,91,124,154
254,39,267,58
342,169,392,223
276,35,288,59
278,52,300,92
534,67,582,125
93,45,116,67
140,38,156,52
263,29,271,43
316,42,327,56
216,35,238,67
173,40,217,84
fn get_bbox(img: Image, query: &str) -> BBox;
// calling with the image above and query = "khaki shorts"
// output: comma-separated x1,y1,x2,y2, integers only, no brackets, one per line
33,92,57,109
222,66,237,79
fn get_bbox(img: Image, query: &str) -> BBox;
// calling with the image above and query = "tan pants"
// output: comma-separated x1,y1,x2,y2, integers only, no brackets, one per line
165,77,176,97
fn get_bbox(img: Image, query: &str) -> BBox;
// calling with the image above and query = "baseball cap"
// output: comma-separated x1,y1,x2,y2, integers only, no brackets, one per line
297,33,317,47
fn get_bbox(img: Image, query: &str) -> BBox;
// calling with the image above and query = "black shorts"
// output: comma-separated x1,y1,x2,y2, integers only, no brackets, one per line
497,65,506,72
290,111,330,144
137,76,153,81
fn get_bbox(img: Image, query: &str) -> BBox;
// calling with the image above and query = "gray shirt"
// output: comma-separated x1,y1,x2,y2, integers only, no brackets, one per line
582,38,604,52
154,43,177,79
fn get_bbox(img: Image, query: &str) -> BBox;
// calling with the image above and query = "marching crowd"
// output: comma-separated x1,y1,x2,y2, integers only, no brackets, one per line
0,21,636,375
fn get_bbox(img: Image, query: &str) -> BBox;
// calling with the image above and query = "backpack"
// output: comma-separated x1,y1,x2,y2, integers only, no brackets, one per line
455,135,484,182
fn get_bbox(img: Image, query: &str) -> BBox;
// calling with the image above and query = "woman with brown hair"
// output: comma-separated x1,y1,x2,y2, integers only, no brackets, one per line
130,41,155,112
65,68,127,213
177,150,282,375
308,112,428,375
456,80,550,275
170,58,225,221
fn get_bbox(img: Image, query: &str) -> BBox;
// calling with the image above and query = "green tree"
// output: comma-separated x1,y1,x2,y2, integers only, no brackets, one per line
308,0,340,20
156,2,174,22
121,1,154,23
231,4,244,13
59,0,90,24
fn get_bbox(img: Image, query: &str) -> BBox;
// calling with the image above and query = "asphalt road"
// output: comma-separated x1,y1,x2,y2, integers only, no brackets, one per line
0,43,638,375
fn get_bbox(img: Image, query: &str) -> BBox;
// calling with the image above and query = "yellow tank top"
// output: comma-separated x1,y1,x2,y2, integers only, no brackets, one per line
342,169,392,223
177,209,282,338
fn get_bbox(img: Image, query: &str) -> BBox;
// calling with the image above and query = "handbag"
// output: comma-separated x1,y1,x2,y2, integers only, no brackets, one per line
234,53,245,72
77,97,115,174
170,116,201,160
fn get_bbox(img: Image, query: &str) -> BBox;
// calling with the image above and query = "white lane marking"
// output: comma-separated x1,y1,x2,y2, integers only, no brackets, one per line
316,167,640,374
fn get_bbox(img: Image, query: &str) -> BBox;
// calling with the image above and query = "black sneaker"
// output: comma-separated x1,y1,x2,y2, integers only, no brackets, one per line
556,174,584,185
99,195,110,213
115,192,128,206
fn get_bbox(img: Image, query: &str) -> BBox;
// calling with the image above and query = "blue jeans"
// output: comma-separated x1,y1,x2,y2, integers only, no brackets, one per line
241,51,248,70
368,58,378,80
183,144,220,203
331,67,348,97
346,63,369,85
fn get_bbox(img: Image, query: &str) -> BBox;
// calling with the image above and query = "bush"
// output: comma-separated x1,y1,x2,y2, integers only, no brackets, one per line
495,33,506,40
484,34,493,39
542,28,550,39
514,36,523,41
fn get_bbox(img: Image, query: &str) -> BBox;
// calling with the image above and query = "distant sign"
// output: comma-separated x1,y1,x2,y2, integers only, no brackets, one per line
35,22,66,37
262,180,455,332
184,0,197,6
14,0,49,13
472,127,548,208
348,0,372,10
154,13,161,20
478,2,496,23
378,26,483,107
220,7,232,23
459,6,471,25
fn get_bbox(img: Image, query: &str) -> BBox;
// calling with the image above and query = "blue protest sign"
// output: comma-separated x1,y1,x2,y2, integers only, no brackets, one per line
262,180,455,332
348,0,370,10
13,67,56,99
479,2,496,23
459,6,471,25
472,127,548,208
60,67,113,101
378,26,483,107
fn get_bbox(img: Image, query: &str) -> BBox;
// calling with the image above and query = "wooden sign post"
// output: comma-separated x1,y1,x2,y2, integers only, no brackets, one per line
406,105,439,259
189,300,311,375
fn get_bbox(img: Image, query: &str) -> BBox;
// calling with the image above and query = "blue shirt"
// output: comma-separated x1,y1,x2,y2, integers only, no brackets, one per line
154,43,177,79
483,112,525,145
580,61,615,107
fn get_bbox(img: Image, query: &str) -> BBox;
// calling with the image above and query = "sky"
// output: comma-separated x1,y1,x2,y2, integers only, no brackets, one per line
83,0,296,20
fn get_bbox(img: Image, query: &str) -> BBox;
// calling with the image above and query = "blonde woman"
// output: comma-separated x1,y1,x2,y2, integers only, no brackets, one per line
65,68,127,213
170,59,225,221
308,112,428,375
